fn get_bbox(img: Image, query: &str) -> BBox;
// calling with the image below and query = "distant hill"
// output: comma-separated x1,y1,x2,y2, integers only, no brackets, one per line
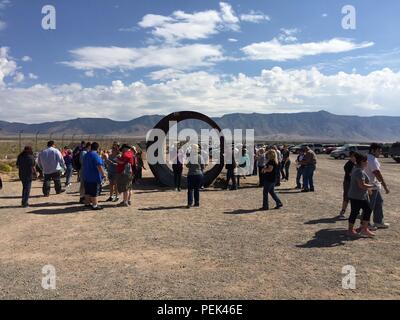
1,111,400,142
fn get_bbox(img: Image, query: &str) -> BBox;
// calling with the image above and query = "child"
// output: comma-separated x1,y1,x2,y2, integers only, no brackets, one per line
347,153,375,237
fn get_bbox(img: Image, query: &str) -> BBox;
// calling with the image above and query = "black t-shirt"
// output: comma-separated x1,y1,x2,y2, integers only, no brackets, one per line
16,154,35,181
344,160,354,182
282,149,290,161
263,160,278,182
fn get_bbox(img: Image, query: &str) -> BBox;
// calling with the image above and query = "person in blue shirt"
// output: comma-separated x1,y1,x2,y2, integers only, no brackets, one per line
83,142,106,211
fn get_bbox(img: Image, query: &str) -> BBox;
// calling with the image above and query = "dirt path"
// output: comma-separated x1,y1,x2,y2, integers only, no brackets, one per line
0,155,399,299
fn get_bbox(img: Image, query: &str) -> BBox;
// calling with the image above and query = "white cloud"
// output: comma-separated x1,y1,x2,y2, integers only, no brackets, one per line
62,44,223,71
21,55,32,62
278,28,299,43
84,70,95,78
1,67,400,123
28,73,38,80
13,71,24,83
242,38,374,61
228,38,238,42
138,2,239,42
0,0,10,10
0,47,17,86
322,13,328,18
240,10,270,23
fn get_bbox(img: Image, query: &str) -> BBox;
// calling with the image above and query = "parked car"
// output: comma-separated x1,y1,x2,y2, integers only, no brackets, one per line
291,143,324,154
330,144,370,160
390,142,400,163
322,144,341,154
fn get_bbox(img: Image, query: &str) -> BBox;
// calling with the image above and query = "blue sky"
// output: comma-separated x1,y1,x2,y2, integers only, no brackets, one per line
1,0,400,123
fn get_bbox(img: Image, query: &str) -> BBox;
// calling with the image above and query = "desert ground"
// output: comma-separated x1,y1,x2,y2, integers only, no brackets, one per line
0,154,399,300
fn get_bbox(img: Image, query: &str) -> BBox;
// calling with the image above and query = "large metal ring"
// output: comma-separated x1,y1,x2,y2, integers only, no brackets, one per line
146,111,224,187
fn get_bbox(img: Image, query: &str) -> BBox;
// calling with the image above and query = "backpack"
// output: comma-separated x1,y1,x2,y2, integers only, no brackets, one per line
72,148,81,171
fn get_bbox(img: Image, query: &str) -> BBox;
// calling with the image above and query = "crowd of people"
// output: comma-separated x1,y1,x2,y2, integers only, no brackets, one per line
14,140,146,210
4,140,392,238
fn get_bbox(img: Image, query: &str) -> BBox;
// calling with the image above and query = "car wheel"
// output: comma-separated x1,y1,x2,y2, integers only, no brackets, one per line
339,154,346,160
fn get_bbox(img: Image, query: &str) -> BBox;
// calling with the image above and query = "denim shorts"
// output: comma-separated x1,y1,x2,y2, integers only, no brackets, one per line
84,182,101,197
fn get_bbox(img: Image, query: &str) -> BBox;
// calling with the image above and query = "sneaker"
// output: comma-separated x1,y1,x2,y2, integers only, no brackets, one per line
79,197,85,204
194,203,200,207
186,205,192,209
56,189,66,194
105,197,114,202
92,206,103,211
128,200,132,206
119,201,129,207
301,189,310,193
83,204,92,210
359,228,376,238
113,197,119,202
368,224,378,231
274,203,283,209
371,222,390,229
22,204,29,208
260,207,269,211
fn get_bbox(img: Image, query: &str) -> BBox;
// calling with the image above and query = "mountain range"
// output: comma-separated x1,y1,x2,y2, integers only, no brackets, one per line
1,111,400,142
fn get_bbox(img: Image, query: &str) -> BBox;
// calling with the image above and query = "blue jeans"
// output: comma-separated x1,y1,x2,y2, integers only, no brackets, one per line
21,180,32,206
263,181,282,209
296,166,304,188
65,165,73,185
303,165,315,191
226,169,236,189
370,189,384,224
187,174,203,206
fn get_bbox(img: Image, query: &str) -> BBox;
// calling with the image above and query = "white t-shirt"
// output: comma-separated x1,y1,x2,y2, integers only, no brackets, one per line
366,153,381,190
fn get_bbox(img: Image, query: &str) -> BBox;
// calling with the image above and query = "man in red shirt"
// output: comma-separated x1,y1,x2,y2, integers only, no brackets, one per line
116,144,135,207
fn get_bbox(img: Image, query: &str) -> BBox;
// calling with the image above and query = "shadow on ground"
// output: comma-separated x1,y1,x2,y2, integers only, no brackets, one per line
297,228,360,248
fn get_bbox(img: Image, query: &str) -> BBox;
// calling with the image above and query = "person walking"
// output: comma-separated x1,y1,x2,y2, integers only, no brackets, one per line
16,146,36,207
366,143,390,229
339,151,356,219
261,150,283,210
83,142,106,211
186,144,204,208
347,153,375,237
116,144,135,207
37,141,66,196
63,149,73,187
301,146,317,192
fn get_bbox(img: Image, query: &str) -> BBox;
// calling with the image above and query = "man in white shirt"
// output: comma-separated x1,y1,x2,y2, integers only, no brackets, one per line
365,143,390,229
38,141,66,196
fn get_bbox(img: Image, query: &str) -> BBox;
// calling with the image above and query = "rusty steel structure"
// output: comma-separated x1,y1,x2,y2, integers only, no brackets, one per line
146,111,225,187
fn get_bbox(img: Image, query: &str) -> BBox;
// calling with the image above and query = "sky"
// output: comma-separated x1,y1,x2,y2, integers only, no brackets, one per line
1,0,400,123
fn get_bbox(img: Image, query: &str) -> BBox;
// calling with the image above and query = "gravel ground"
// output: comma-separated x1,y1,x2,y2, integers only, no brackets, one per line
0,155,399,299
